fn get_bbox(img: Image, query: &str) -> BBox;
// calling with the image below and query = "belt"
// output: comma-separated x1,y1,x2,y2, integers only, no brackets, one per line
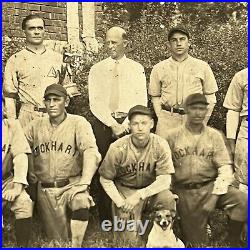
161,105,185,115
34,107,47,113
111,112,128,119
40,179,70,188
174,180,213,190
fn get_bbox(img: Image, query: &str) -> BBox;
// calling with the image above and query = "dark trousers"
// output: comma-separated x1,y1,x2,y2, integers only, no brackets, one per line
91,118,126,223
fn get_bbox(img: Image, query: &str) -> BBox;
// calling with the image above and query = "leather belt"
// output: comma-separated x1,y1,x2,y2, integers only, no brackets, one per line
34,107,47,113
174,180,213,190
40,179,70,188
111,112,128,119
161,105,185,115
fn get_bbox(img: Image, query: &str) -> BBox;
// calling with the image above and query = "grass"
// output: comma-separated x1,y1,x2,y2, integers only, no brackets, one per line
2,205,233,248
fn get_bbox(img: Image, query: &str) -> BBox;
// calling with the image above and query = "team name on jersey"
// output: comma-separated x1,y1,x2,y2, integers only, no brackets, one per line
117,162,152,175
2,144,11,153
33,141,78,157
172,147,214,161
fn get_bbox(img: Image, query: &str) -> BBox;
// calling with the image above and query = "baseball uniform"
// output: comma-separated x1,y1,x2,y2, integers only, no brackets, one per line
223,68,248,186
99,133,175,241
3,48,68,127
149,55,218,138
24,113,101,241
166,125,248,246
2,118,33,247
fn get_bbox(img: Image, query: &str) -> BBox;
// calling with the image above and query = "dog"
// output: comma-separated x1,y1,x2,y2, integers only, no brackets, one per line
146,198,185,248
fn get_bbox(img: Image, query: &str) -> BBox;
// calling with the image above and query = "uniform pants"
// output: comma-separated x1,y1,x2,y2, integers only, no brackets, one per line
37,176,95,241
234,118,248,186
2,176,33,219
156,110,186,138
112,184,177,242
174,182,248,246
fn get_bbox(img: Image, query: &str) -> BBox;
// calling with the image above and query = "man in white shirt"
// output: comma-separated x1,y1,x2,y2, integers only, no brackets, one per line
88,27,147,221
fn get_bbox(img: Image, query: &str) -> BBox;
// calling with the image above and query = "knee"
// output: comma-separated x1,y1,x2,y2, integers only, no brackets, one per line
71,193,90,211
13,192,33,219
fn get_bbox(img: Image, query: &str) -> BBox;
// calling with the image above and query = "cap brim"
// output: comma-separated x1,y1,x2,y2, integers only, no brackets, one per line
44,90,67,98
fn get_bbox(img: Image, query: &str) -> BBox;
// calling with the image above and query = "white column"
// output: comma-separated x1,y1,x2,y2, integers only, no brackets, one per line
66,2,80,44
81,2,98,53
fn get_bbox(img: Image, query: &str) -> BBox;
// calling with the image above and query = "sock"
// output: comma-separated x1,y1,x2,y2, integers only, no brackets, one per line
15,217,32,247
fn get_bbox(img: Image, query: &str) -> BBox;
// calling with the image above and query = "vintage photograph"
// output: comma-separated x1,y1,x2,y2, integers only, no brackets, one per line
2,2,248,248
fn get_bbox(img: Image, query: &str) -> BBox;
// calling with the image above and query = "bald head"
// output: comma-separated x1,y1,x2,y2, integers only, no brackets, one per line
106,27,128,60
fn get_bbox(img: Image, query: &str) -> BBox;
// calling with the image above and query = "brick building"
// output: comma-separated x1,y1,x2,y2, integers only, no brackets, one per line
2,2,103,52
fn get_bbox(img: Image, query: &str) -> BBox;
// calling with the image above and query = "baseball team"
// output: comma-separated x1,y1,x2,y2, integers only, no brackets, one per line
2,14,248,248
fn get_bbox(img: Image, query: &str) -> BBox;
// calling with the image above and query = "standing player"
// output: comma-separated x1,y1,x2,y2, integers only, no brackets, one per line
149,26,218,138
223,68,248,192
99,105,176,243
24,84,101,247
166,93,248,247
2,100,33,247
3,14,69,128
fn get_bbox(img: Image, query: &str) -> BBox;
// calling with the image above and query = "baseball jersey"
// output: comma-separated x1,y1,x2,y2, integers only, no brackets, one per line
166,125,232,184
2,119,31,184
89,55,147,127
223,68,248,116
99,133,174,188
24,113,101,183
3,48,68,107
149,55,218,108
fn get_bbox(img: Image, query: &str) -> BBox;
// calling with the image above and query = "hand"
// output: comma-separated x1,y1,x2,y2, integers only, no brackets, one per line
28,172,38,184
2,183,23,202
202,194,219,214
68,184,89,201
111,124,127,139
121,191,141,213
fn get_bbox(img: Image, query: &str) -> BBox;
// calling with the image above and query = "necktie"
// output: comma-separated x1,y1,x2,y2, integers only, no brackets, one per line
109,60,120,112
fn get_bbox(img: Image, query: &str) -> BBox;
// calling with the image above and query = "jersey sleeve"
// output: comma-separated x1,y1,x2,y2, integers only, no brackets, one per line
10,120,31,157
98,144,117,180
223,73,243,112
155,139,175,176
3,55,19,99
212,131,232,168
202,63,218,95
23,120,35,148
75,117,101,162
148,65,162,97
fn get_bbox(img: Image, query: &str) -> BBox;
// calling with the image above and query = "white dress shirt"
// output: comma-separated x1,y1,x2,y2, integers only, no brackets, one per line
88,55,147,127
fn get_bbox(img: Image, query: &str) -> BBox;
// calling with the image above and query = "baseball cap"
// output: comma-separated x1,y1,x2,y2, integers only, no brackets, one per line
184,93,209,107
168,26,190,40
128,105,153,120
44,84,67,98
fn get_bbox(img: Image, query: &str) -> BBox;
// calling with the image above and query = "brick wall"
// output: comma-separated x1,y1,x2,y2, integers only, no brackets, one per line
2,2,103,42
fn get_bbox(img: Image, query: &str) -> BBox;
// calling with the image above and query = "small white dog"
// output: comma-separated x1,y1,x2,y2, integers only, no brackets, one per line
146,209,185,248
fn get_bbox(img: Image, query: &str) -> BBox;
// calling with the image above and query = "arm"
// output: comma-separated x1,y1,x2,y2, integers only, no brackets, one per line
151,96,162,117
100,176,125,208
204,93,216,124
88,65,118,127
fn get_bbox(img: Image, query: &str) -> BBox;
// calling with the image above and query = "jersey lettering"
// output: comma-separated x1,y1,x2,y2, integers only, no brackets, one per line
2,144,11,153
117,162,151,175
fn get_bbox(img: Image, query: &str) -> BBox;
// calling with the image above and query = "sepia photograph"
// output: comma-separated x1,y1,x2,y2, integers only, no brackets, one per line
2,2,248,248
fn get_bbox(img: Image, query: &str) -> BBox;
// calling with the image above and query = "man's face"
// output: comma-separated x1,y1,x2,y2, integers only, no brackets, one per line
24,18,45,46
129,114,154,141
168,32,190,57
105,31,127,60
186,103,208,124
44,94,66,118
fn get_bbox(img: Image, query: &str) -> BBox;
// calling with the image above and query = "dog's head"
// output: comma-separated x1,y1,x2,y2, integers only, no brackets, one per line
150,193,179,231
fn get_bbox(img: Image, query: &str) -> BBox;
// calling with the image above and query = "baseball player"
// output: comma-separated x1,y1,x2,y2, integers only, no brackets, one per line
3,14,69,128
223,68,248,192
99,105,176,243
149,26,218,138
166,93,248,247
24,84,101,247
2,99,33,247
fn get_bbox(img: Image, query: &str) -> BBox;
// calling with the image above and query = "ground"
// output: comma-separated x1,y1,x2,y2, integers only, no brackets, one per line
3,204,232,248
